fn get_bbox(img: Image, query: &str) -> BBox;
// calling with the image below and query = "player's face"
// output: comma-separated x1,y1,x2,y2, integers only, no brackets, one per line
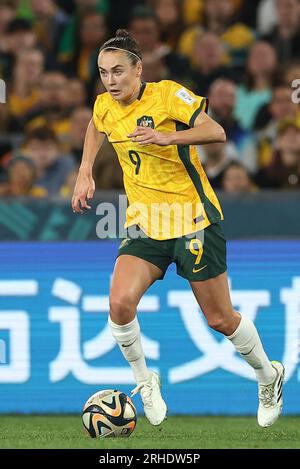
98,50,142,104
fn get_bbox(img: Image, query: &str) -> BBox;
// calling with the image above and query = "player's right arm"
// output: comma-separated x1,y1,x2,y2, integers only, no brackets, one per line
72,118,105,214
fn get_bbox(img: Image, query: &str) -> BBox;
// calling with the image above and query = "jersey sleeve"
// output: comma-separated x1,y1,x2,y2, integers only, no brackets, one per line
93,95,106,133
163,80,208,127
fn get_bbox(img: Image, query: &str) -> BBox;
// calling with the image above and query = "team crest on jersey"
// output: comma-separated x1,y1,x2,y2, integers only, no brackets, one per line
137,116,155,128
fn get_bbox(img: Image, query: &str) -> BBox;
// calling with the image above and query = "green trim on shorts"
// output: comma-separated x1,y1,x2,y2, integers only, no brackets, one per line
117,223,227,282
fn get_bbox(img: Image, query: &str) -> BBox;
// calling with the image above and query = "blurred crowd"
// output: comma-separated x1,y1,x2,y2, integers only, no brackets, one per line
0,0,299,199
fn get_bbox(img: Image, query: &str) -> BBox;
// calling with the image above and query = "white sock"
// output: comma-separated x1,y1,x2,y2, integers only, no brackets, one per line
227,315,276,385
109,316,150,384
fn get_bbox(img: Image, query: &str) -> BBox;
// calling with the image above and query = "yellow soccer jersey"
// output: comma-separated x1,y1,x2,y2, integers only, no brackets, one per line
93,80,223,240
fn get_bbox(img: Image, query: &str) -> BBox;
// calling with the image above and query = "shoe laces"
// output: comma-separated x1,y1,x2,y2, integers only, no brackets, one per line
259,382,275,408
131,380,153,408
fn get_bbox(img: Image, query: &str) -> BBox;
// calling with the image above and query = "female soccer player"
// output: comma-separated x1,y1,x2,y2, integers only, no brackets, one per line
72,30,284,428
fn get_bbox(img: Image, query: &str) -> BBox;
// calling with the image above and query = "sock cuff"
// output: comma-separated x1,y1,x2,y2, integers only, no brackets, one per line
109,316,138,331
226,314,253,340
109,316,140,342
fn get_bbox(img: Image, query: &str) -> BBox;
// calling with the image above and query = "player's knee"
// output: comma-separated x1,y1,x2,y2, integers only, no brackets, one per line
109,292,137,323
206,310,239,334
207,316,227,332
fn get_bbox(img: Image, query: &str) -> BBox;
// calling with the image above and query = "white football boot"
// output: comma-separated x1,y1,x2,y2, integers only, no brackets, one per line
257,360,285,428
131,371,167,426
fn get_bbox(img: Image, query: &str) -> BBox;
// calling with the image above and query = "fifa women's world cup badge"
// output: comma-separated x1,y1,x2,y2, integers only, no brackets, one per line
137,116,155,128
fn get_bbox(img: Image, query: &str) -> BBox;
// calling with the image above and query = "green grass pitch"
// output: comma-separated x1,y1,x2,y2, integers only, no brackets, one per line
0,416,299,449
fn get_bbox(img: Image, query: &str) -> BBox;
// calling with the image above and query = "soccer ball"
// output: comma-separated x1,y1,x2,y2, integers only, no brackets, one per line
82,389,137,438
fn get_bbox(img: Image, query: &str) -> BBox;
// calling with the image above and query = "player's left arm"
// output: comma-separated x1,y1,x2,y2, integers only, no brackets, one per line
128,111,226,146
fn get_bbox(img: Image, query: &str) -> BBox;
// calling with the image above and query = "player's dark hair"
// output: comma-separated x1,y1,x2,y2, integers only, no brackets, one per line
99,29,142,65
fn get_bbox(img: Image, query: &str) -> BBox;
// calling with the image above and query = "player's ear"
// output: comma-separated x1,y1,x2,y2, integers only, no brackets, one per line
136,60,142,78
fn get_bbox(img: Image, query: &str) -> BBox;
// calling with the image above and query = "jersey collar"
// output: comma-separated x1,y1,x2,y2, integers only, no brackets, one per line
137,81,146,100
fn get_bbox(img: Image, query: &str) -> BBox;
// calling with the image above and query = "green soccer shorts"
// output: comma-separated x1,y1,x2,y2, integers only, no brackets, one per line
117,223,227,281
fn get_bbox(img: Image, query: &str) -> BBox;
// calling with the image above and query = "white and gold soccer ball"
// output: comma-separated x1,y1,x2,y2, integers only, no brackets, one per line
82,389,137,438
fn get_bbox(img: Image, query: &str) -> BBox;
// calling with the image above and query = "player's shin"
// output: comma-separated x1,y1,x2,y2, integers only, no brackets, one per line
109,316,150,383
226,314,276,385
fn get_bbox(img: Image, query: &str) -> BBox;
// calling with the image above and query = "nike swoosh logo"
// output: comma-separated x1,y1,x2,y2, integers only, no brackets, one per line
122,339,137,348
241,345,255,356
192,264,208,273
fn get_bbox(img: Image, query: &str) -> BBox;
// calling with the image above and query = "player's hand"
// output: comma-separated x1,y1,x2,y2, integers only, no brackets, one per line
71,169,95,214
128,126,172,146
